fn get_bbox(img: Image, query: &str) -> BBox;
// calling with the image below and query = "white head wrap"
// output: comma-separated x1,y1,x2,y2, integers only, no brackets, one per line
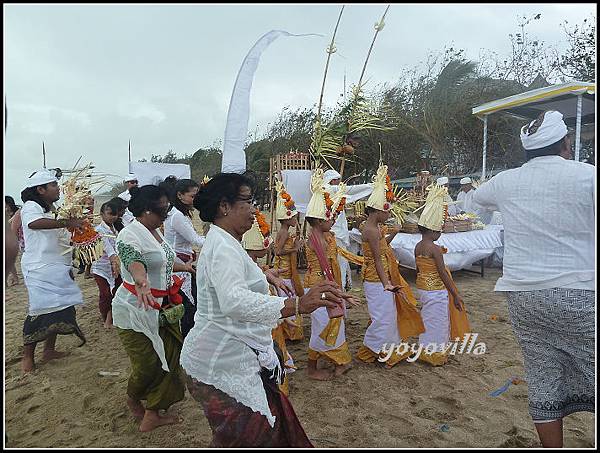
323,169,342,185
25,169,58,188
460,177,472,185
125,173,138,182
436,176,449,186
520,111,568,150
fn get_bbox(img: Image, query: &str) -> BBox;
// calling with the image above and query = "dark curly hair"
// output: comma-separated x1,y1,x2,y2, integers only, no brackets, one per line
193,172,256,223
128,185,169,218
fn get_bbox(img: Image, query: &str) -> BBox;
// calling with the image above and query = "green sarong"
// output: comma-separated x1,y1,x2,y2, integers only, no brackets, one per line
117,323,185,411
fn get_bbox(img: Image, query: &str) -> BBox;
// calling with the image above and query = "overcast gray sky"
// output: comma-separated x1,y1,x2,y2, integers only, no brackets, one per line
3,3,596,198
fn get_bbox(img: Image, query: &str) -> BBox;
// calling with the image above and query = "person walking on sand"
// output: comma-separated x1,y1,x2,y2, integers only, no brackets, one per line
19,170,87,373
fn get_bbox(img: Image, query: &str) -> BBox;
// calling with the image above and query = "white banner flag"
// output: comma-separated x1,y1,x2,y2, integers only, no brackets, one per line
221,30,321,173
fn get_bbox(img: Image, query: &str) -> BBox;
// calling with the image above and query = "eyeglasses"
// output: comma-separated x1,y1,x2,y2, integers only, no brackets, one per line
235,196,258,207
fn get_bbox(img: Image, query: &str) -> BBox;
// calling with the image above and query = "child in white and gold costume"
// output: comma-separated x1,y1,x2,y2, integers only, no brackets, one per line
357,163,425,368
414,183,471,366
272,178,305,341
303,169,361,381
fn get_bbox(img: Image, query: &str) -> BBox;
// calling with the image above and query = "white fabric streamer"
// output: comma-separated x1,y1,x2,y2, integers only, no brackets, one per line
222,30,321,173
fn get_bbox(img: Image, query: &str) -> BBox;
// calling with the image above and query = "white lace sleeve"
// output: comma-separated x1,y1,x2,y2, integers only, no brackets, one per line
172,211,205,247
209,243,285,325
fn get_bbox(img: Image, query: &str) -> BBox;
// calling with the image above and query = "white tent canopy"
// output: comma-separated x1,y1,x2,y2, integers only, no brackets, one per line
472,81,595,176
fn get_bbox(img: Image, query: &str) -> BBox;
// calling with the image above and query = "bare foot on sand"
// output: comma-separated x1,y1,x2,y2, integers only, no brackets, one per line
139,410,182,432
40,350,69,363
21,357,35,374
127,397,145,420
334,363,352,377
104,311,114,329
307,368,333,381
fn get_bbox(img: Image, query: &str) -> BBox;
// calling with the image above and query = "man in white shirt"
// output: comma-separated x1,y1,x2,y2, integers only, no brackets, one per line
473,110,595,448
118,174,138,225
436,176,459,216
323,169,373,290
456,177,475,213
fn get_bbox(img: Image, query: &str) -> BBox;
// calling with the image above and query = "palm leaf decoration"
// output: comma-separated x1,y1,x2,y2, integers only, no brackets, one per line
311,82,396,162
390,184,420,226
311,5,396,175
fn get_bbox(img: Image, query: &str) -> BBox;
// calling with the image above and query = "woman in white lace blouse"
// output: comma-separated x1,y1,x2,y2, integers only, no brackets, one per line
180,172,349,447
112,185,194,433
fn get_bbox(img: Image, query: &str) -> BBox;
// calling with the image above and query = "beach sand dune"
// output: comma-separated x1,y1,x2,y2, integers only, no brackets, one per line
4,261,595,448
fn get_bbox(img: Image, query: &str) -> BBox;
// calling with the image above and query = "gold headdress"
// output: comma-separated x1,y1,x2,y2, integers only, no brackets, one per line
417,183,448,232
275,178,298,220
306,168,347,220
242,211,273,251
366,163,395,211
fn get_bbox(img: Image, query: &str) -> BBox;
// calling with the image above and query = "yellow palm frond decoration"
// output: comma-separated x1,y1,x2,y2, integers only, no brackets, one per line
390,184,419,226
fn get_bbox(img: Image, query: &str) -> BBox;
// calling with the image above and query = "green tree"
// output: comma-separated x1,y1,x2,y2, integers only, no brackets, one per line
552,15,595,82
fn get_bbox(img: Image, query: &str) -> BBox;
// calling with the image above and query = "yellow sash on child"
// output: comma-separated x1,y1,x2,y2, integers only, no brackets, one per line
385,247,426,339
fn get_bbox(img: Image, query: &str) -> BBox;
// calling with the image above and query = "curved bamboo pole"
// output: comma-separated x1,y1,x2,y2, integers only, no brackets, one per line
317,5,345,122
340,4,390,178
310,5,345,167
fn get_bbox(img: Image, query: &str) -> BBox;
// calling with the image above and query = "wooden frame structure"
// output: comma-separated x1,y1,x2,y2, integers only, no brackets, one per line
268,151,315,266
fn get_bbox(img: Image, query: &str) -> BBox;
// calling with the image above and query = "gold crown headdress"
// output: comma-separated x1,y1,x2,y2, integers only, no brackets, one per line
275,177,298,220
417,183,448,232
242,211,273,251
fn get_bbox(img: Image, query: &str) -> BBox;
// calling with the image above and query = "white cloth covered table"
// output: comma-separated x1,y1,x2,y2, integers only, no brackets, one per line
349,225,504,271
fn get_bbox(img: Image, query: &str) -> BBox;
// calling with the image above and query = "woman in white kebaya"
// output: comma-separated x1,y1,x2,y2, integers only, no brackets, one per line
181,172,345,447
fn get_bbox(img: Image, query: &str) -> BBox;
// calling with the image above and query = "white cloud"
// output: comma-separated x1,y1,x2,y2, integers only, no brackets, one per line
117,101,166,124
3,3,595,199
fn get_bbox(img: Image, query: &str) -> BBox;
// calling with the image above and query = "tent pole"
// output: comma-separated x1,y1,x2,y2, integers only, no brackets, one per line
575,94,582,161
482,115,488,179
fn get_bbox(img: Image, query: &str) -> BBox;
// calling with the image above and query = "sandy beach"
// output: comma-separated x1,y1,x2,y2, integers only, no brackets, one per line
4,259,595,448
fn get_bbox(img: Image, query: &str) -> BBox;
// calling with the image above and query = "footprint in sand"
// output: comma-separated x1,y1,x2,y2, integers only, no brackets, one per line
26,403,41,414
15,393,33,403
500,426,538,448
414,396,462,422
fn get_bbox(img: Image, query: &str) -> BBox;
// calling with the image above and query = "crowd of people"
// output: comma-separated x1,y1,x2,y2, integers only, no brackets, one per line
4,110,594,447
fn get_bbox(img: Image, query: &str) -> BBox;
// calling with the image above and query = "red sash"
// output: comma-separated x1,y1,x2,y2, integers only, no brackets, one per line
122,275,185,310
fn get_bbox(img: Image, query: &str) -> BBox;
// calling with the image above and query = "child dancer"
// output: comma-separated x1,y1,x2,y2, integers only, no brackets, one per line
91,200,122,328
304,169,360,380
357,164,425,368
415,183,471,366
273,178,305,341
